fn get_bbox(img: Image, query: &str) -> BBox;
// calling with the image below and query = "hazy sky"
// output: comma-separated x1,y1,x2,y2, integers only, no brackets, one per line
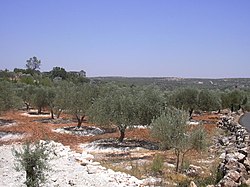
0,1,249,78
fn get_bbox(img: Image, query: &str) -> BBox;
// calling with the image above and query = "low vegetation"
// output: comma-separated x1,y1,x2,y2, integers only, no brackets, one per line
12,141,52,187
151,107,208,172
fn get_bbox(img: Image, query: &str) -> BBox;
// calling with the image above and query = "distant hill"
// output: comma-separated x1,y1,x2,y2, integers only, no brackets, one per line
91,77,250,90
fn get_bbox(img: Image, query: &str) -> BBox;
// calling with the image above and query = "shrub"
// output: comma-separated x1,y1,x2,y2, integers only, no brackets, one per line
12,141,52,187
151,154,164,174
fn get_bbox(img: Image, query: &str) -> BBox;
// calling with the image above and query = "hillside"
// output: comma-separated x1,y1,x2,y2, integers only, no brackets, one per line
91,77,250,90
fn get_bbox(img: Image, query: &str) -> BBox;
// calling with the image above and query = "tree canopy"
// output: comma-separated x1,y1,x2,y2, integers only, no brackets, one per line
151,107,207,172
88,85,139,142
0,81,21,114
26,56,41,71
63,83,98,127
170,88,199,117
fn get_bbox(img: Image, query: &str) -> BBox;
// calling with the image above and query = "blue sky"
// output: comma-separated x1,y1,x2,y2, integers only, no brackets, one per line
0,0,249,78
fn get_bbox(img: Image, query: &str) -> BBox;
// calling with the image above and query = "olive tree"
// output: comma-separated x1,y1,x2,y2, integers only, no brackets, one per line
137,85,165,125
197,90,221,112
49,66,67,80
53,81,74,118
17,84,36,111
31,86,49,114
151,107,207,172
45,87,57,119
221,90,247,112
88,85,139,142
12,141,51,187
170,88,199,118
66,83,97,128
0,81,21,114
242,90,250,112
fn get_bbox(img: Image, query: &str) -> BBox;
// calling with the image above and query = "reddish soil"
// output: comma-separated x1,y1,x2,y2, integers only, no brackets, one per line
0,110,219,150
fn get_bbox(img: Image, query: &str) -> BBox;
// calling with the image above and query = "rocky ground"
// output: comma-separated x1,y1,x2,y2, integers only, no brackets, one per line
0,111,158,186
215,115,250,186
1,110,249,186
0,141,144,187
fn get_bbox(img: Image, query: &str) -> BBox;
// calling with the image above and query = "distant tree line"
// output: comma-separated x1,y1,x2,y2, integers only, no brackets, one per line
1,56,250,125
1,69,250,138
1,56,250,173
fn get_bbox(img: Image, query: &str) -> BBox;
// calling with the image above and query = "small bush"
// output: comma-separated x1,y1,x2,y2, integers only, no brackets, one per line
193,165,224,186
12,141,52,187
129,161,142,178
151,154,164,174
181,160,190,172
215,168,224,183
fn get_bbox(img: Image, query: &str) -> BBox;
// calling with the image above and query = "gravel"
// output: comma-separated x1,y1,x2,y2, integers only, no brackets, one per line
0,132,26,142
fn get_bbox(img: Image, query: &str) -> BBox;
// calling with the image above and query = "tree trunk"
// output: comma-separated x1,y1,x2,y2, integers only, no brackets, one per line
56,109,62,119
26,164,36,187
38,107,42,114
25,102,30,111
189,109,193,119
51,109,54,119
76,115,85,128
238,104,241,111
118,129,125,142
180,150,190,172
175,149,180,173
231,104,234,112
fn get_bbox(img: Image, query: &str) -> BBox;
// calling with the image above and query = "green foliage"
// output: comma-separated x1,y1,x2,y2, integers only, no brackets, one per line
88,85,139,142
12,141,51,187
151,107,208,172
197,90,221,111
0,69,14,81
137,85,165,125
242,91,250,111
66,71,89,84
0,81,21,113
45,87,57,118
31,86,49,114
49,67,67,80
14,68,27,74
221,89,247,112
151,107,189,150
19,75,35,85
60,83,98,127
192,165,223,186
53,81,74,118
189,124,208,152
39,77,53,87
151,154,164,174
170,88,199,117
16,83,35,110
97,77,250,90
26,56,41,71
215,168,224,184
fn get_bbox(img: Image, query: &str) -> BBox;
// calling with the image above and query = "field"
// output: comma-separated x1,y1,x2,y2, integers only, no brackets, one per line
0,109,224,186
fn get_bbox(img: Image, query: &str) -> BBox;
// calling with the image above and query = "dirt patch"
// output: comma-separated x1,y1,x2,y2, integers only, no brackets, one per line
0,131,26,142
81,138,159,152
21,111,51,118
0,119,16,127
33,118,77,124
